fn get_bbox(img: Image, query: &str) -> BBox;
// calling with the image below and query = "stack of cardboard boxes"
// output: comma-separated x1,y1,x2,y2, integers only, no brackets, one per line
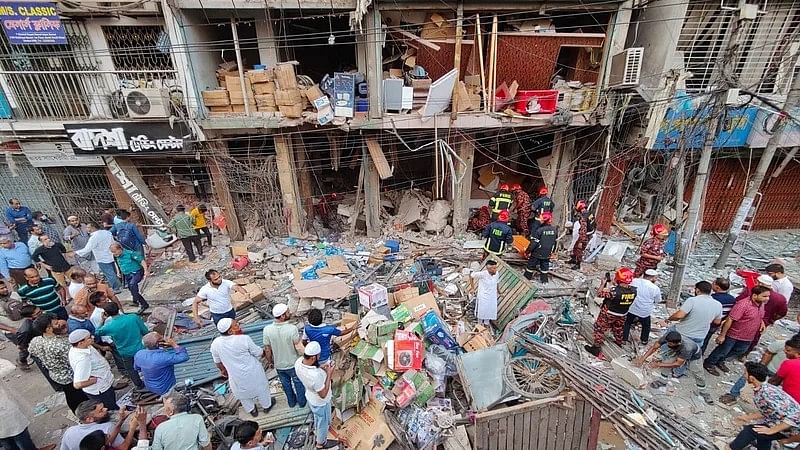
273,63,304,118
247,68,277,112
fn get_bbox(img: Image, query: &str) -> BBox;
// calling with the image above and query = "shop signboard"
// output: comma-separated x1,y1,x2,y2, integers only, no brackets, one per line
0,2,66,45
64,122,190,155
21,142,104,168
651,90,757,150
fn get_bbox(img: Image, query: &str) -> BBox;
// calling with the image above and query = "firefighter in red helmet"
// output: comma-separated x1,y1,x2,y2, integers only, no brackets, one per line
529,186,554,236
524,211,557,284
634,223,669,277
585,267,638,357
509,183,531,235
489,183,513,223
569,200,589,270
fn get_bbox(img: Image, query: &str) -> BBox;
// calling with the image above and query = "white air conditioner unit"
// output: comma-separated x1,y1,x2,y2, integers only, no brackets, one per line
608,48,644,89
122,88,171,119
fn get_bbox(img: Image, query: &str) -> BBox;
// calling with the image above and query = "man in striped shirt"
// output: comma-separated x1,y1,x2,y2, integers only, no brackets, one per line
17,267,66,320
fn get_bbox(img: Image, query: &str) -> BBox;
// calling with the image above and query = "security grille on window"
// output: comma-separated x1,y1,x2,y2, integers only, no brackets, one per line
101,25,174,76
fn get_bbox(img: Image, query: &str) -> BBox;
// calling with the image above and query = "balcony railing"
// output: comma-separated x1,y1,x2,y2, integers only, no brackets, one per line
1,69,182,121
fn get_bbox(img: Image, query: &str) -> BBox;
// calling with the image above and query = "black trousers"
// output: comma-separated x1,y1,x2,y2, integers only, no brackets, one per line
180,235,203,262
622,313,651,344
730,424,787,450
195,227,212,246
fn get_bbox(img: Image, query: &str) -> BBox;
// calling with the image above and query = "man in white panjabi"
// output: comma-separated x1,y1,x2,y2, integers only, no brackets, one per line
470,260,500,325
210,318,272,417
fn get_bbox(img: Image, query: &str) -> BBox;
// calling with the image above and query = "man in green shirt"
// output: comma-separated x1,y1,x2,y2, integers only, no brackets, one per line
110,243,149,314
263,303,306,408
152,393,211,450
96,302,148,389
167,205,203,263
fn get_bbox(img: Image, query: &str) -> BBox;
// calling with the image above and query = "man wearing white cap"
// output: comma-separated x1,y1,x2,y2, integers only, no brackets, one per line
295,342,338,449
67,328,117,410
263,304,305,408
210,318,272,417
734,274,789,358
624,269,662,346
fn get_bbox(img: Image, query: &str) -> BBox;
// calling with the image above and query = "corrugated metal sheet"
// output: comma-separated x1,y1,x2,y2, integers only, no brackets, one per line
686,157,800,231
174,319,273,388
240,390,311,431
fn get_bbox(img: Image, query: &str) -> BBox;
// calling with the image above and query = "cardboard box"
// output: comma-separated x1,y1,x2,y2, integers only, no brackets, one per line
257,106,278,113
254,94,276,107
231,291,252,310
231,104,248,112
278,104,303,118
403,292,440,320
274,63,298,90
230,242,249,257
304,84,325,102
366,320,398,346
275,89,302,106
338,399,394,450
246,69,274,83
201,89,230,106
242,283,264,301
253,82,276,95
224,75,252,92
421,310,458,349
208,105,233,113
386,331,423,371
228,89,255,104
393,286,420,304
358,283,389,310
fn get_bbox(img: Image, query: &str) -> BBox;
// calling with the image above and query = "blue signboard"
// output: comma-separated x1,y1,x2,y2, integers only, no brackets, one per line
652,90,758,150
0,2,66,45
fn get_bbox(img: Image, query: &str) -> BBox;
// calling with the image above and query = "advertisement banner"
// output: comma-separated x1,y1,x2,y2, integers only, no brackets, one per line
746,106,800,148
21,142,104,167
64,122,190,155
651,90,757,150
0,2,66,45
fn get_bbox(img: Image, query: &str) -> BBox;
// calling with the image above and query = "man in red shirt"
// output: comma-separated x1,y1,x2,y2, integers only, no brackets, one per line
738,274,788,358
773,337,800,403
704,286,770,376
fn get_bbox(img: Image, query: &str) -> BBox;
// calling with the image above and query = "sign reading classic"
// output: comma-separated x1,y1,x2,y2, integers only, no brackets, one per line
0,2,66,45
64,122,189,155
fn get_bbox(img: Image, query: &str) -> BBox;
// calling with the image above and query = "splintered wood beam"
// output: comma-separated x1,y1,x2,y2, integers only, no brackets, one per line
365,137,394,180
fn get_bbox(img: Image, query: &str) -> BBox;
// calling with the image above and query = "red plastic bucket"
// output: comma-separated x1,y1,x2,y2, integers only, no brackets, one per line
514,90,558,114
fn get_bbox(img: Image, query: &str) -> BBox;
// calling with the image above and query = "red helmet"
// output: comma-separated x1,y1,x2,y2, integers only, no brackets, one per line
541,211,553,223
652,223,668,236
575,200,587,211
615,267,635,284
539,186,549,196
498,210,510,222
510,183,522,191
499,183,510,191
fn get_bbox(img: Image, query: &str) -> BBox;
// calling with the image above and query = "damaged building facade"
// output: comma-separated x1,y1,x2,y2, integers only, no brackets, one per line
611,0,800,232
0,0,634,238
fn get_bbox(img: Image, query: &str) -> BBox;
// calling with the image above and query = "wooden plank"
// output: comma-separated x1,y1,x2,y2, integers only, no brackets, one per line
578,401,594,449
487,418,499,450
392,29,442,50
451,1,463,121
586,407,601,450
571,400,588,450
612,218,639,240
476,420,490,450
444,425,471,450
536,404,549,450
365,137,393,179
512,412,525,449
475,397,563,421
205,149,243,241
524,408,539,450
545,404,559,450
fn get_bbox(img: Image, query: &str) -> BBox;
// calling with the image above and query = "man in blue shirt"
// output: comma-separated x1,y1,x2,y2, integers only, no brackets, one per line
110,211,147,256
134,332,189,397
67,304,96,336
302,308,357,365
0,237,33,286
5,198,32,243
701,277,738,354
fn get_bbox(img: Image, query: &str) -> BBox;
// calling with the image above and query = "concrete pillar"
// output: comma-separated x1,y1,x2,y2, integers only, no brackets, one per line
363,147,381,237
206,142,243,241
451,134,475,233
162,2,202,123
362,8,383,119
104,156,168,226
550,131,577,228
293,135,314,227
255,16,279,67
274,135,304,237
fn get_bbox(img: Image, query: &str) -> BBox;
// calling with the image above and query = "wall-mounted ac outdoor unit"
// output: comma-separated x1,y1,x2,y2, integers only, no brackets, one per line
608,48,644,89
121,88,171,119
